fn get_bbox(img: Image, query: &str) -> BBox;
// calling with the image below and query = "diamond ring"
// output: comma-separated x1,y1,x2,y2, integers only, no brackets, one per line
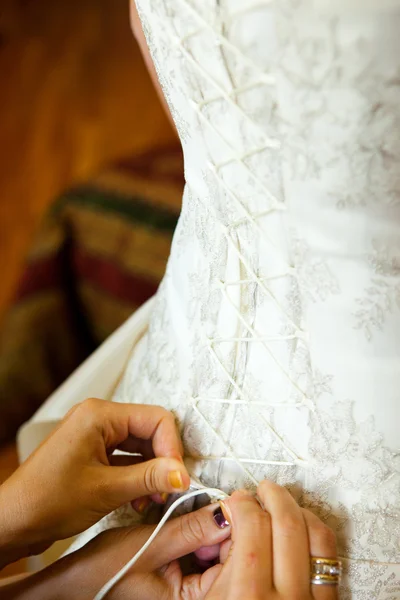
310,557,342,586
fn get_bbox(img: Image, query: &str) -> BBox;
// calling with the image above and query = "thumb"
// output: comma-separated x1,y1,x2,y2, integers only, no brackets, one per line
105,457,190,505
144,503,231,570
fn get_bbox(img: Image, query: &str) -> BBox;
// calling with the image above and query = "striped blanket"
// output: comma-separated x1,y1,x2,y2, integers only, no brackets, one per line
0,146,183,444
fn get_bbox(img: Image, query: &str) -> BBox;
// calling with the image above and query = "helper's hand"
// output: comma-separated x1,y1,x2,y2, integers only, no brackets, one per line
206,482,339,600
0,502,231,600
0,399,190,568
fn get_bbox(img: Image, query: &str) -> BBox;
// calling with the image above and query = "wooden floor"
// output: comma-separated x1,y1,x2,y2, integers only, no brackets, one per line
0,0,176,323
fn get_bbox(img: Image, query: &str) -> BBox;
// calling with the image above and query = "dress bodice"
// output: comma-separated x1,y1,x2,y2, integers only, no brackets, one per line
116,1,400,596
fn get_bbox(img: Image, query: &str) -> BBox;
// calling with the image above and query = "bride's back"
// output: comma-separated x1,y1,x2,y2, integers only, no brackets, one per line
121,1,400,596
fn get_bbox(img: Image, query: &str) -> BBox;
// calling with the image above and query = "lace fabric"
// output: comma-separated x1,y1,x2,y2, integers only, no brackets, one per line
72,1,400,597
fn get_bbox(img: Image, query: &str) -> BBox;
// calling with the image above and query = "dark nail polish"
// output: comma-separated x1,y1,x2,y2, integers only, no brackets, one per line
213,506,230,529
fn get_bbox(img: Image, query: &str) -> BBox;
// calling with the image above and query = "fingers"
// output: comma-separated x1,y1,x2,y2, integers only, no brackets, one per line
194,544,221,562
142,503,231,570
257,480,310,595
198,564,223,597
161,560,223,600
109,456,169,512
106,457,190,505
131,491,169,517
127,403,184,460
131,496,153,515
181,564,223,600
302,509,339,600
302,509,337,558
70,399,190,512
219,538,232,564
108,455,143,468
109,456,169,515
71,399,184,461
219,490,273,597
115,437,154,460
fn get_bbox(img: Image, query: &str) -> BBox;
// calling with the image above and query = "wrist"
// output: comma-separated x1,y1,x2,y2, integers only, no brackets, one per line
0,478,47,569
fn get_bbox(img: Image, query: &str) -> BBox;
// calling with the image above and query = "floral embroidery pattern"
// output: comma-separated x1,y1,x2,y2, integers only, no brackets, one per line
70,2,400,597
354,238,400,340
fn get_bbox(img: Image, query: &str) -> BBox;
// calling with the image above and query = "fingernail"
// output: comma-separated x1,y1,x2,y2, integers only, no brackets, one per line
219,500,233,524
160,492,169,503
134,497,151,514
168,470,184,489
213,506,230,529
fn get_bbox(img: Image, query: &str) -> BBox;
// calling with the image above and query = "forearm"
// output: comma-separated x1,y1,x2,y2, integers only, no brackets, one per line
0,480,26,569
0,478,48,570
0,571,59,600
0,551,73,600
0,574,31,598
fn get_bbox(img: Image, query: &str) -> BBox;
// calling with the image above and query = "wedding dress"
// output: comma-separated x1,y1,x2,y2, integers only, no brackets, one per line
18,0,400,596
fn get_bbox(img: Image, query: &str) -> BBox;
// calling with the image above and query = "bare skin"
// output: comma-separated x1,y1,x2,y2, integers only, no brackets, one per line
206,483,339,600
0,399,190,568
130,1,176,132
0,399,338,599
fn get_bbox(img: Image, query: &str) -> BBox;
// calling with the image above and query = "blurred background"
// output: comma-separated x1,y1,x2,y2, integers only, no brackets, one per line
0,0,183,576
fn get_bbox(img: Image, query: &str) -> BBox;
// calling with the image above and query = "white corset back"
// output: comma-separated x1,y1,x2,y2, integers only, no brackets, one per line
109,1,400,597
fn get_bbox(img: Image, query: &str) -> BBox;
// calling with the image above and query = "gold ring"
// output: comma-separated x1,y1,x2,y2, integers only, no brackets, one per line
310,557,342,586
